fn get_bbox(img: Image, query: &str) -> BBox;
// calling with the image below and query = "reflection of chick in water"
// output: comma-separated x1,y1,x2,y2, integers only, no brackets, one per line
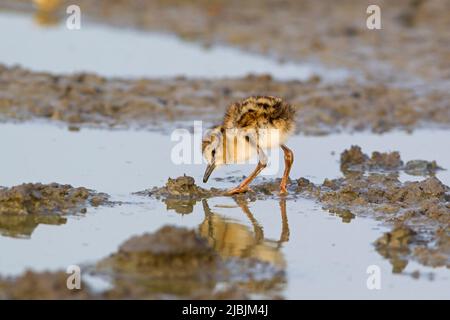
32,0,61,26
199,198,289,268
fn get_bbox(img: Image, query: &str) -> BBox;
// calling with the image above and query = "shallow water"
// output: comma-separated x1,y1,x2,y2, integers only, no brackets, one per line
0,122,449,299
0,12,349,81
0,7,449,299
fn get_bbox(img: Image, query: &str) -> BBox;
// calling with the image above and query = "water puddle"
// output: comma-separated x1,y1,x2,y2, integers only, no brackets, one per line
0,12,349,81
1,122,449,298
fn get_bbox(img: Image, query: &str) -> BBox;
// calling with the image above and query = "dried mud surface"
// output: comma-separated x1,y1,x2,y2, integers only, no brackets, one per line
0,183,109,238
1,65,449,135
0,226,285,299
2,0,449,86
141,147,449,272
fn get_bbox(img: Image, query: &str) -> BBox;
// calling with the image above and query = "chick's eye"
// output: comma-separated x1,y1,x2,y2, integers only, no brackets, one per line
211,150,216,157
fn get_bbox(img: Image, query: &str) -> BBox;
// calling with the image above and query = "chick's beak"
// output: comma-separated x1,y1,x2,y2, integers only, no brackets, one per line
203,163,216,183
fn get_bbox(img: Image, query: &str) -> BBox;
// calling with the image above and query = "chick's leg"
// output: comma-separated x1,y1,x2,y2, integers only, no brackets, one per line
227,142,267,195
279,144,294,195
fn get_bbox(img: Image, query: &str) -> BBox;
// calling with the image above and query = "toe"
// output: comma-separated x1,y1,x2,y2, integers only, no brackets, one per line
226,186,249,195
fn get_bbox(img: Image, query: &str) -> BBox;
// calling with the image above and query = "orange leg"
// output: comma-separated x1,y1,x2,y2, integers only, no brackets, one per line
279,144,294,195
227,136,268,195
226,161,266,195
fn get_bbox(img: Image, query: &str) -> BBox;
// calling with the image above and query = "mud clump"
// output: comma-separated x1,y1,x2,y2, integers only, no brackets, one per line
0,183,108,215
340,145,443,176
340,146,403,172
138,175,218,199
395,177,447,204
136,175,224,214
164,176,211,198
0,183,109,237
340,145,368,169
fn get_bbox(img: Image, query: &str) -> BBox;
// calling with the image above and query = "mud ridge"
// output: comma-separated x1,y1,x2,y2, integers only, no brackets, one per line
1,65,449,135
0,182,109,237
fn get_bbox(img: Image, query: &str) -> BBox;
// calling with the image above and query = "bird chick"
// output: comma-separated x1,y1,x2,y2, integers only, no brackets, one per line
202,96,295,195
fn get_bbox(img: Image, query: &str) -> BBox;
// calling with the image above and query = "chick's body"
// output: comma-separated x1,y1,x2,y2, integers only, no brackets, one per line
202,96,296,195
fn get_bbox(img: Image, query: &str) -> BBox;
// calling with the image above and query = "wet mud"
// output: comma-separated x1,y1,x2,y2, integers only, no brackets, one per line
141,146,449,271
0,183,109,237
340,145,443,175
1,65,449,135
135,175,224,214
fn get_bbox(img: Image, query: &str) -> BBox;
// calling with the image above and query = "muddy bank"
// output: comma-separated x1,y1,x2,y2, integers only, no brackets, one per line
136,176,281,214
0,225,285,299
142,147,449,271
1,0,449,86
318,173,449,270
302,147,448,271
135,175,224,214
0,183,109,237
305,147,449,270
1,65,449,135
340,145,443,175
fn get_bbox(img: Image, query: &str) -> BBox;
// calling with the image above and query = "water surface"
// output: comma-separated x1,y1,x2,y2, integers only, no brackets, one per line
1,123,449,299
0,12,348,81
